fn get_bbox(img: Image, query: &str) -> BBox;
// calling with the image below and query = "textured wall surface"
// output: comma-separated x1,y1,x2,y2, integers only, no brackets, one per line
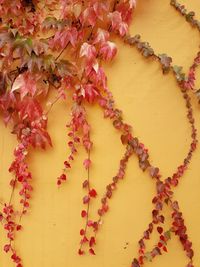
0,0,200,266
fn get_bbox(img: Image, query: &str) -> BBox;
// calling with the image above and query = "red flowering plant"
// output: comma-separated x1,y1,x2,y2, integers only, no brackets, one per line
0,0,198,267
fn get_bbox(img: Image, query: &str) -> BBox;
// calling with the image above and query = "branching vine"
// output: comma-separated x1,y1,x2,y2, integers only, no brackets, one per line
0,1,199,267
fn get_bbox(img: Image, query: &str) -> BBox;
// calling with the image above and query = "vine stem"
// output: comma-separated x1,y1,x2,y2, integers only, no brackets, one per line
91,145,133,243
19,188,27,223
79,149,91,253
45,94,62,115
55,42,69,61
8,178,17,205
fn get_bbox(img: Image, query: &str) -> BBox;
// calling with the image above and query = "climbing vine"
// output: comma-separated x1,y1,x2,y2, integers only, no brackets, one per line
0,1,199,267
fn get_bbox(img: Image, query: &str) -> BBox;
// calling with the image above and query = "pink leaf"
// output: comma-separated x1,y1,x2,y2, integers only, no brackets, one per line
87,220,94,227
83,195,90,204
93,28,110,44
83,159,91,169
82,180,89,188
81,84,99,103
129,0,136,8
118,22,128,36
108,11,122,31
99,41,117,61
80,43,96,60
12,73,38,99
49,27,78,49
80,7,97,27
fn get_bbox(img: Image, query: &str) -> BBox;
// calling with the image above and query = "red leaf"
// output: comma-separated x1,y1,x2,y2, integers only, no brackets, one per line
60,174,67,181
89,189,97,198
10,179,16,187
78,249,84,255
18,176,24,182
4,244,10,253
16,225,22,231
17,98,43,122
102,204,109,212
81,236,88,244
98,209,103,216
121,134,129,145
157,226,163,234
132,258,140,267
80,229,85,236
24,201,29,208
163,246,168,252
64,161,71,168
160,235,165,241
89,236,96,247
81,210,87,218
89,248,95,255
57,179,61,186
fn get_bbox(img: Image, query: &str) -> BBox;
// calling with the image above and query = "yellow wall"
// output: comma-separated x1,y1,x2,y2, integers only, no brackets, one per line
0,0,200,266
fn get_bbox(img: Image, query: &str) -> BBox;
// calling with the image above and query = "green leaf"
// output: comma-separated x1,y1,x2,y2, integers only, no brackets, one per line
144,252,153,262
195,89,200,102
56,60,76,77
43,55,55,71
24,38,33,55
42,17,58,30
164,230,171,240
173,65,186,81
158,54,172,73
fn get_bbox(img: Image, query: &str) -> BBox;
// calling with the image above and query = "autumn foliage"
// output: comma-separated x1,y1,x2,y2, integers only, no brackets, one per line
0,0,199,267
